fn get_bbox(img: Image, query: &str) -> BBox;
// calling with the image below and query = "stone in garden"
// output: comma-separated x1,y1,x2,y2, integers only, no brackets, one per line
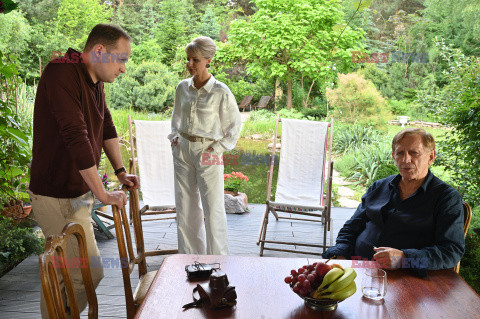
252,134,263,140
224,192,248,214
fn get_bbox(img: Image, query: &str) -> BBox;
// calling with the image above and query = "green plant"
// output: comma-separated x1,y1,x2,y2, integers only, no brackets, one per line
373,163,398,182
0,50,31,205
459,232,480,295
387,99,411,116
107,61,178,113
0,214,44,275
301,106,327,120
347,141,394,186
333,123,382,154
436,48,480,206
224,171,249,193
326,73,391,126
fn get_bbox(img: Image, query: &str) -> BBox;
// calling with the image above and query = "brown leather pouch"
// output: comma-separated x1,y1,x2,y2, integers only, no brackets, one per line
182,271,237,310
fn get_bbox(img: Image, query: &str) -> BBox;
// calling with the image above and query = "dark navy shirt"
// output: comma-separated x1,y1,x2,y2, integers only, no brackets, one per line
323,171,465,270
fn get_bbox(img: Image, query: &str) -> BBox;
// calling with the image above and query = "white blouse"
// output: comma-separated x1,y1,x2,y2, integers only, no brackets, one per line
168,75,242,154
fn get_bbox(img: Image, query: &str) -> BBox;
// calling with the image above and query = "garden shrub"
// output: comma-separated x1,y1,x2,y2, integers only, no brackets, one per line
326,73,391,126
333,123,382,154
347,141,393,186
301,106,327,120
437,55,480,207
459,232,480,295
387,99,411,116
214,71,272,104
357,63,395,99
373,163,398,182
0,215,44,276
108,61,178,113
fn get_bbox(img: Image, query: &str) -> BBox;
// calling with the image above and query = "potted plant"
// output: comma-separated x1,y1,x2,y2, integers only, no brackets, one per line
224,171,249,196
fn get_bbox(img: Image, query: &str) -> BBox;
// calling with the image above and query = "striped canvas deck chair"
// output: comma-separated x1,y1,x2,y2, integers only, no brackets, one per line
257,116,334,256
127,116,177,256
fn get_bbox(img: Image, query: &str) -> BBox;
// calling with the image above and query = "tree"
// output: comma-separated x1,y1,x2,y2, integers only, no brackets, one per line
435,44,480,207
55,0,112,49
153,0,196,64
0,10,32,58
423,0,480,56
18,0,60,23
196,5,220,40
326,73,390,126
108,61,178,112
221,0,363,108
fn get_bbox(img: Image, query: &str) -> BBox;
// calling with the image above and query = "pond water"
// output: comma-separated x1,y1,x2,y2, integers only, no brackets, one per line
102,138,279,204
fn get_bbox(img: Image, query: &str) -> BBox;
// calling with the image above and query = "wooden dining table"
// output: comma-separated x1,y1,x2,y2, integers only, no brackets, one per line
135,254,480,318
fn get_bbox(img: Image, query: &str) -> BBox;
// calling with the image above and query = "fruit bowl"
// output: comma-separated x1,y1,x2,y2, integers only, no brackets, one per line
285,262,357,312
292,288,341,311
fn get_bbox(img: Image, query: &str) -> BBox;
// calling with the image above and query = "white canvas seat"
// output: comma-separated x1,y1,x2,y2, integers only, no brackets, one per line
128,116,177,256
257,117,334,256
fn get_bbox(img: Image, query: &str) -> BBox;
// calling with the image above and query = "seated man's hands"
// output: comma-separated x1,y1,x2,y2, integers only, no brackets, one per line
373,247,406,269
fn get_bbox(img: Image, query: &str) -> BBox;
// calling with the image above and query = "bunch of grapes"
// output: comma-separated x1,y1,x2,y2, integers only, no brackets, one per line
284,262,331,298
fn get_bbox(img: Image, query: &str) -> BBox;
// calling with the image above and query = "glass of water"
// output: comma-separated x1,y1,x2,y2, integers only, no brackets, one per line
361,268,387,300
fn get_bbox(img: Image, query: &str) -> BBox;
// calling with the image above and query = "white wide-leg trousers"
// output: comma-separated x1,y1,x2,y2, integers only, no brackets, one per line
172,136,229,255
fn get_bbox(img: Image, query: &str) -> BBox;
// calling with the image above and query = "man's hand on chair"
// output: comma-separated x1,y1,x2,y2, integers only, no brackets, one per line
117,172,140,190
100,190,128,208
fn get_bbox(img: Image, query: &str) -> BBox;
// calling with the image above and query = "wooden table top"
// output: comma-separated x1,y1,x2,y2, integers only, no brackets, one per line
135,254,480,319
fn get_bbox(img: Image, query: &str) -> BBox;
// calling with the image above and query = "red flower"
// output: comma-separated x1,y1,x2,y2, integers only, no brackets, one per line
0,1,5,13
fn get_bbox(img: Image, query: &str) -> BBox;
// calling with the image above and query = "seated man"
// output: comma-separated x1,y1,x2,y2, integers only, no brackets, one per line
323,128,465,270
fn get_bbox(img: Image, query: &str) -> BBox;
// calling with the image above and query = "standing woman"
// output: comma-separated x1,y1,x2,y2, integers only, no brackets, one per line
168,36,242,255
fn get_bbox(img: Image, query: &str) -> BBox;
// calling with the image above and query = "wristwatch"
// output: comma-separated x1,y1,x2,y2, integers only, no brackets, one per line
114,167,126,176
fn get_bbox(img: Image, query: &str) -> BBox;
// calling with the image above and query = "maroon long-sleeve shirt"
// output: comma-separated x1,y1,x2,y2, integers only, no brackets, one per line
29,48,118,198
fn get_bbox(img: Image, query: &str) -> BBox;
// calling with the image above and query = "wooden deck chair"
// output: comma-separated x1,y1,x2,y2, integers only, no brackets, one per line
257,116,334,256
128,116,178,255
112,188,158,319
453,202,472,273
128,116,176,222
253,95,272,110
90,201,115,239
39,223,98,319
238,95,253,112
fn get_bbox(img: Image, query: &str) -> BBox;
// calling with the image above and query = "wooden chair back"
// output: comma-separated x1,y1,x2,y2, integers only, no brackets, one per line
112,188,148,318
254,95,272,110
238,95,253,111
39,223,98,319
454,202,472,273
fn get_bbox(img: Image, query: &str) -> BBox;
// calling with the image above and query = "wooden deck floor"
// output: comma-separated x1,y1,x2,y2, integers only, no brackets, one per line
0,204,355,318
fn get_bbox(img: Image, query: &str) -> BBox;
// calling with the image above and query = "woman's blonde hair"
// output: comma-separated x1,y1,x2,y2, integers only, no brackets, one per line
185,36,216,59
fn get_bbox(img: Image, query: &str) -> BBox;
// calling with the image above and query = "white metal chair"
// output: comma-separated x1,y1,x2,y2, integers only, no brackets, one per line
257,116,334,256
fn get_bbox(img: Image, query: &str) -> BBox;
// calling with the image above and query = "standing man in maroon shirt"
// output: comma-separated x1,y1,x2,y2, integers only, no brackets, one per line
29,24,139,317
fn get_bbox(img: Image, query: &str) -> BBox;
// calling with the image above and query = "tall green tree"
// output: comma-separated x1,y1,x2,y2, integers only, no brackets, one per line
221,0,363,108
18,0,60,23
435,44,480,206
196,5,220,40
153,0,195,64
423,0,480,56
55,0,112,49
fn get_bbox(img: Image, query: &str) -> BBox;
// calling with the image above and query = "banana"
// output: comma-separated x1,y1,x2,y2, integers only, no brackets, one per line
322,281,357,300
323,267,357,293
318,268,344,290
312,268,344,299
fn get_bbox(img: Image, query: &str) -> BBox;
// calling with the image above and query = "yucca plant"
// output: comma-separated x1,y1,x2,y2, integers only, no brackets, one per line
333,123,382,154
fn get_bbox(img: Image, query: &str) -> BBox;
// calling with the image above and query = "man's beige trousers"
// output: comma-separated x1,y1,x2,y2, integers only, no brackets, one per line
29,190,104,318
